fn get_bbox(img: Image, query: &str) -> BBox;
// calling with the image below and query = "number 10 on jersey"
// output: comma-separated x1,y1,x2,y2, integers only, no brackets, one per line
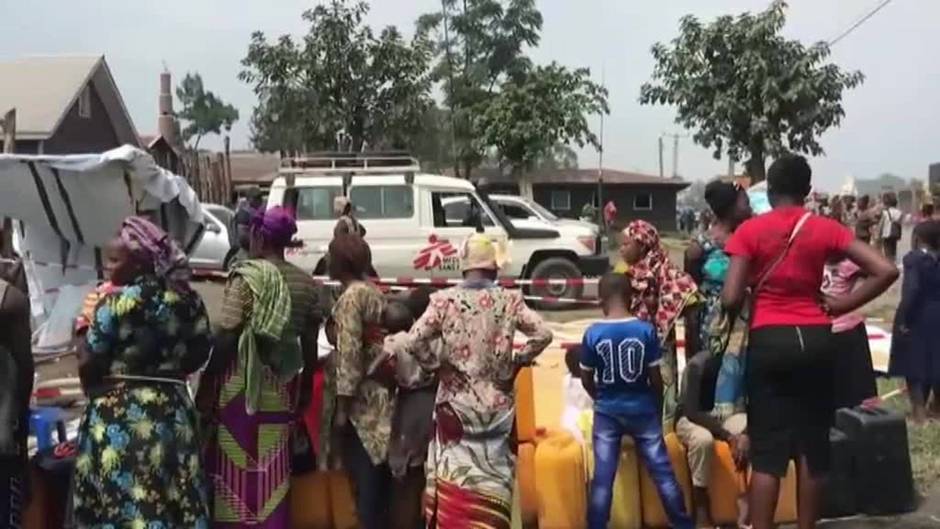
595,338,646,384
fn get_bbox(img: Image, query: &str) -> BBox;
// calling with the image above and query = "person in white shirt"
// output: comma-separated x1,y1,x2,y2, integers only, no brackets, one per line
561,345,593,442
879,192,903,263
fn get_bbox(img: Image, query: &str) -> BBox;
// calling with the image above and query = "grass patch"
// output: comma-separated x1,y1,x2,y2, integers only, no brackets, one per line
876,378,940,495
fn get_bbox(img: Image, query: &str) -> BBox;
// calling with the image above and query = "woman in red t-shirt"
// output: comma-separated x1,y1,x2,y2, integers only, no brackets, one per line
721,155,898,529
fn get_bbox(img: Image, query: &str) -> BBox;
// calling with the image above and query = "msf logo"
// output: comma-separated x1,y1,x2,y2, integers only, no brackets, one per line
413,234,459,271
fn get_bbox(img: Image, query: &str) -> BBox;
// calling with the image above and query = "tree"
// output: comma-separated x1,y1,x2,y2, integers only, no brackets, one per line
240,0,434,154
419,0,605,181
418,0,541,179
475,63,607,192
533,143,579,171
175,73,239,150
639,1,864,181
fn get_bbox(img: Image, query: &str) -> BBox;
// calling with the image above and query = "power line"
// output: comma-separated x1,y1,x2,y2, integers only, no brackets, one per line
828,0,896,47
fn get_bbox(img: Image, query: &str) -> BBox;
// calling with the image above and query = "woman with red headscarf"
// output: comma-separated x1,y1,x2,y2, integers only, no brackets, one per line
619,220,700,424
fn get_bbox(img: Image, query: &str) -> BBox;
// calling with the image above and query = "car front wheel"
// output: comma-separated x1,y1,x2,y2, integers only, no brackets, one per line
527,257,585,310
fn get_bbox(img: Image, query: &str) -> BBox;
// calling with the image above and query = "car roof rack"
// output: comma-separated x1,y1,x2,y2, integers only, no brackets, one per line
279,151,421,174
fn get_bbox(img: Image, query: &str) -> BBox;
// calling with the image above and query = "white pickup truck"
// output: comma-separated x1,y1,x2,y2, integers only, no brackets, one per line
265,153,608,303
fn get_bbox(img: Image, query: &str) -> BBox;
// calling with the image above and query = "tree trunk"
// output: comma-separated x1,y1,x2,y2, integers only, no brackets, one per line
2,109,16,257
746,145,766,183
515,167,534,199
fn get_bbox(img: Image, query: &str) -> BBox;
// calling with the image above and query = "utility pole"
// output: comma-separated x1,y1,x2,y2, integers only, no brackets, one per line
660,132,686,178
672,134,679,178
596,67,605,212
658,136,664,178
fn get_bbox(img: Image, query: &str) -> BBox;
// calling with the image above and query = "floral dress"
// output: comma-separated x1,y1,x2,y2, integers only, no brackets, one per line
403,281,552,529
72,276,212,529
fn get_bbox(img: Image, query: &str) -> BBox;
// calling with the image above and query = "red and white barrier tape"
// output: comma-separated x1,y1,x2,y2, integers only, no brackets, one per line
350,283,599,305
309,275,599,288
191,271,599,304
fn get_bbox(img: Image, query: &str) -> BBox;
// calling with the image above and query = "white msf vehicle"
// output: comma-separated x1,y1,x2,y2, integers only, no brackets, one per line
266,153,608,305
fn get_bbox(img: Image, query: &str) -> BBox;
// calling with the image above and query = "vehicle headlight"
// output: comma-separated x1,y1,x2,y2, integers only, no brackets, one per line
577,235,596,253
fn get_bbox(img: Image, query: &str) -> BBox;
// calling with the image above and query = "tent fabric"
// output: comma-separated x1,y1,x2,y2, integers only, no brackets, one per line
0,145,205,355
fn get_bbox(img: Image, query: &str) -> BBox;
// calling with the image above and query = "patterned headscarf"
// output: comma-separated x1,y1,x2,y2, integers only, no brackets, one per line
250,206,298,248
459,232,510,272
622,220,698,338
119,216,190,291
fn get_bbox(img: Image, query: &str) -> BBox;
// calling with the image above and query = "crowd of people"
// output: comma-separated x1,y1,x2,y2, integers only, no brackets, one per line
567,154,903,529
2,151,939,529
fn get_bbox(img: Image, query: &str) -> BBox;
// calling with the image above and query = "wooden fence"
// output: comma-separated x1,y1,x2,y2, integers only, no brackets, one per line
180,150,232,206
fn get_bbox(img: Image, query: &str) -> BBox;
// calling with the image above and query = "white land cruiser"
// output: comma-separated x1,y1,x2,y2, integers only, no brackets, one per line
266,153,608,303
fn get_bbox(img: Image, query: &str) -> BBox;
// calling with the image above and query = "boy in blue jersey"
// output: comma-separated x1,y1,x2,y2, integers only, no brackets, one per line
581,273,693,529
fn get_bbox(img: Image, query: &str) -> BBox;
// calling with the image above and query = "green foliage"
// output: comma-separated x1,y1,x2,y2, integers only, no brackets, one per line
418,0,605,179
240,0,433,154
475,63,608,174
175,73,239,150
533,143,579,171
639,0,864,181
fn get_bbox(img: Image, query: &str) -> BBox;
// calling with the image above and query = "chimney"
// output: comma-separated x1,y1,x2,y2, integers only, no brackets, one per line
157,70,177,146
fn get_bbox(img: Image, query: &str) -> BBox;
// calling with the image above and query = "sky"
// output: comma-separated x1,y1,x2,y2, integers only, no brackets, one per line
2,0,936,191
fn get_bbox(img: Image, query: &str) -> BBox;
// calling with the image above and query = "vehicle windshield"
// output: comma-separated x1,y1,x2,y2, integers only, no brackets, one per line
521,198,559,221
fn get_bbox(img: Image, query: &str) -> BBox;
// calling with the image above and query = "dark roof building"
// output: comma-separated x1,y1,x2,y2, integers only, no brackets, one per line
477,168,689,231
0,55,139,154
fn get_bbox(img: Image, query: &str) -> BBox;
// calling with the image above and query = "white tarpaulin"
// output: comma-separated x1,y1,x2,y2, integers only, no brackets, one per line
0,145,205,356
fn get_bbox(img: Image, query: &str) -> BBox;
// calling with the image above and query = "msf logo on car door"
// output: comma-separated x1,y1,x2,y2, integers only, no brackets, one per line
413,234,460,271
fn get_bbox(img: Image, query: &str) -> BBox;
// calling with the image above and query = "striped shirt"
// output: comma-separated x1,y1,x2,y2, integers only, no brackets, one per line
220,259,323,338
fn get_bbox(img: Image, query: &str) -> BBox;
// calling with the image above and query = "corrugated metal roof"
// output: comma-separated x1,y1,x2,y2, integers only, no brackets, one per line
0,55,103,139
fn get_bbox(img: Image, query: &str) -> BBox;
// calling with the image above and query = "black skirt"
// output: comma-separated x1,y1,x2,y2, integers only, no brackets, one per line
746,325,835,478
831,322,877,410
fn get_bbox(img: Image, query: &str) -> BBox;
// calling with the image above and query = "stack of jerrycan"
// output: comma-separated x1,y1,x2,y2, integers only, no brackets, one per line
290,471,359,529
834,405,916,516
637,433,694,527
534,412,798,528
705,440,798,525
515,367,539,527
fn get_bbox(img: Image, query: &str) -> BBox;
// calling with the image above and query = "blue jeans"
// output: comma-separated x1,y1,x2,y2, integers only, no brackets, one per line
589,410,693,529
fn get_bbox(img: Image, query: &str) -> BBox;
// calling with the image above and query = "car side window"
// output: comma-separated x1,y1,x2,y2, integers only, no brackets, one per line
286,187,341,220
350,185,414,219
432,192,495,228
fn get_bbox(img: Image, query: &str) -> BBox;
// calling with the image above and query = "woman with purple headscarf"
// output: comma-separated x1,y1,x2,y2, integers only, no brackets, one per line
72,216,212,528
199,206,323,528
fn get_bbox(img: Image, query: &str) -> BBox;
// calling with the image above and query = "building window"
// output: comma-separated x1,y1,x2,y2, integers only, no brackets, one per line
633,192,653,211
350,185,414,219
550,190,571,211
77,86,92,119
